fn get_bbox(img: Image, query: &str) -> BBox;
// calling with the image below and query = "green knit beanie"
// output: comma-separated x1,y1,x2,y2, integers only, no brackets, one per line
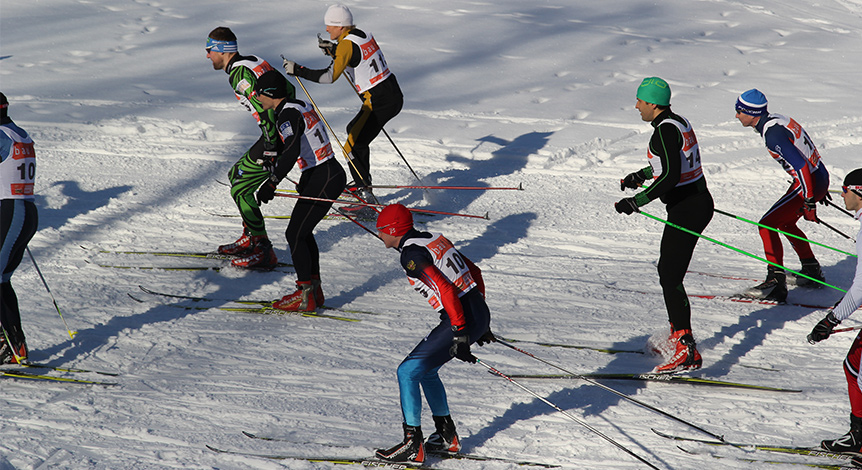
636,77,671,106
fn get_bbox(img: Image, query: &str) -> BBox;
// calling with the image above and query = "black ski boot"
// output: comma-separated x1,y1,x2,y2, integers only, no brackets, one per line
796,257,826,287
425,415,461,453
745,267,787,302
822,414,862,453
375,424,425,463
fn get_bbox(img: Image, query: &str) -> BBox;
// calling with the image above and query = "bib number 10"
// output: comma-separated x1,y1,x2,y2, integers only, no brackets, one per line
17,162,35,180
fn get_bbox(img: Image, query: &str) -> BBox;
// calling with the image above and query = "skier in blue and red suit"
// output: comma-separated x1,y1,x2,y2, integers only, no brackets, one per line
735,88,830,302
373,203,493,464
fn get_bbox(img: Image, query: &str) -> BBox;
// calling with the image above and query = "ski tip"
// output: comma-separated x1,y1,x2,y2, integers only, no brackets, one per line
517,182,524,190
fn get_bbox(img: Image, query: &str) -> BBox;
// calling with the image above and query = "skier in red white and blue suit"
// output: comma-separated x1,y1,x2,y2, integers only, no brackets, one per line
735,89,830,302
373,203,493,464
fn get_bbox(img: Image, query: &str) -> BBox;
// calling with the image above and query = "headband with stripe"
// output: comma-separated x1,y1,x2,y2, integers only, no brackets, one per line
206,37,238,53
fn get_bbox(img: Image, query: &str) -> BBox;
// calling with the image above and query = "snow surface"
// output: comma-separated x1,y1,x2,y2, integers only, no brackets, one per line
3,0,862,468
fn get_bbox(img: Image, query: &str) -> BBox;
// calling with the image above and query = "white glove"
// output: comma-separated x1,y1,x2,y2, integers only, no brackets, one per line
283,59,297,76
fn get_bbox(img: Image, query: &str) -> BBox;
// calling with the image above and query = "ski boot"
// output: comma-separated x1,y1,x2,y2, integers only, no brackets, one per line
272,281,317,312
822,414,862,453
795,257,825,287
231,235,278,269
744,267,787,302
0,329,27,364
218,226,253,255
425,415,461,453
375,424,425,463
653,329,702,373
310,274,325,307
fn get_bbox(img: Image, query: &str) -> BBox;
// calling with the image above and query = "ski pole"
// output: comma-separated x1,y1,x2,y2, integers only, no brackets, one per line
827,198,856,218
342,73,424,186
26,247,77,339
365,183,524,191
816,216,856,242
713,208,855,257
637,210,847,293
285,63,369,189
273,192,490,219
494,339,727,443
477,358,662,470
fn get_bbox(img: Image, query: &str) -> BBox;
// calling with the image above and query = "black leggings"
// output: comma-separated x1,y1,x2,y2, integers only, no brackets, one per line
344,76,403,186
657,190,714,332
287,159,346,281
1,199,38,342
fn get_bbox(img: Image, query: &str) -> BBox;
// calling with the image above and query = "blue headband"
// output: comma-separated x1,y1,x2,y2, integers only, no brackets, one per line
206,37,238,53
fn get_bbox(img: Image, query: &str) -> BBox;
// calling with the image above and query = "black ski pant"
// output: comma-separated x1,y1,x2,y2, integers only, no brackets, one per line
657,190,714,332
344,75,403,187
1,199,38,344
287,158,346,282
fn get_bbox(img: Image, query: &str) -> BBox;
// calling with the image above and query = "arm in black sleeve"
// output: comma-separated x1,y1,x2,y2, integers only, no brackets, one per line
271,105,306,182
636,120,683,205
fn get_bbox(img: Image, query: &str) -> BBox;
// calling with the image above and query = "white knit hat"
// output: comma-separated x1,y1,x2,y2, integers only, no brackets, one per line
324,4,353,27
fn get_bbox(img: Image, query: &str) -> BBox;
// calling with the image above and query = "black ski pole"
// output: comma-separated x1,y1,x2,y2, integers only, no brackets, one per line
495,338,726,443
477,358,662,470
26,247,76,339
816,216,856,242
827,198,855,218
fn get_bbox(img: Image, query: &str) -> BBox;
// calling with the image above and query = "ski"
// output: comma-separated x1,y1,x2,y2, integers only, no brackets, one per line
676,445,859,469
129,293,359,322
653,429,857,461
137,286,382,316
496,336,645,354
83,246,294,269
240,432,560,468
0,369,118,385
206,445,438,469
606,284,830,309
16,362,119,377
509,373,801,392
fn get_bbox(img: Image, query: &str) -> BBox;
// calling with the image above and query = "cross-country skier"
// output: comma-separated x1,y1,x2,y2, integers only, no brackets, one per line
615,77,715,373
374,203,493,464
282,4,403,211
807,169,862,454
0,92,38,364
206,27,296,269
252,71,346,311
735,89,830,302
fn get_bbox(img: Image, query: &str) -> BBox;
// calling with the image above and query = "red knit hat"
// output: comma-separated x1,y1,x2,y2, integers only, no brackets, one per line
376,204,413,236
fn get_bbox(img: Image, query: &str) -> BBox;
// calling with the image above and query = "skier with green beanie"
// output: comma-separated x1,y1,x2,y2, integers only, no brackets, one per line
615,76,715,373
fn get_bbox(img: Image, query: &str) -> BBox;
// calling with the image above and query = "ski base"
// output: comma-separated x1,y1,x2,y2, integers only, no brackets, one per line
206,445,435,469
510,372,801,392
654,429,858,461
0,369,118,385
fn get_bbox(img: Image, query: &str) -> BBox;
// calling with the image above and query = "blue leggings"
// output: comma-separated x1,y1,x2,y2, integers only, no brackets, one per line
396,290,490,426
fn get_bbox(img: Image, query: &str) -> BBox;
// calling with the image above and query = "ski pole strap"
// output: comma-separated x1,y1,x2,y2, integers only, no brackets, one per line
637,210,847,293
714,208,856,257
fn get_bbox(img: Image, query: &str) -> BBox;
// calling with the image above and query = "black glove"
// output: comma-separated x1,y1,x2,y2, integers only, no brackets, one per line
615,197,639,215
808,311,840,344
317,34,337,57
450,326,476,363
819,192,833,206
257,177,278,205
620,171,646,191
803,197,817,222
476,329,496,346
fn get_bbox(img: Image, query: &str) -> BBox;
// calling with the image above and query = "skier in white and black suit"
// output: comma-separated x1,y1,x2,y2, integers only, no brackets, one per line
808,169,862,454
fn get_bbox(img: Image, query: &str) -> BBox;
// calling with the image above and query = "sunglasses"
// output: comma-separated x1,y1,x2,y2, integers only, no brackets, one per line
842,185,862,194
